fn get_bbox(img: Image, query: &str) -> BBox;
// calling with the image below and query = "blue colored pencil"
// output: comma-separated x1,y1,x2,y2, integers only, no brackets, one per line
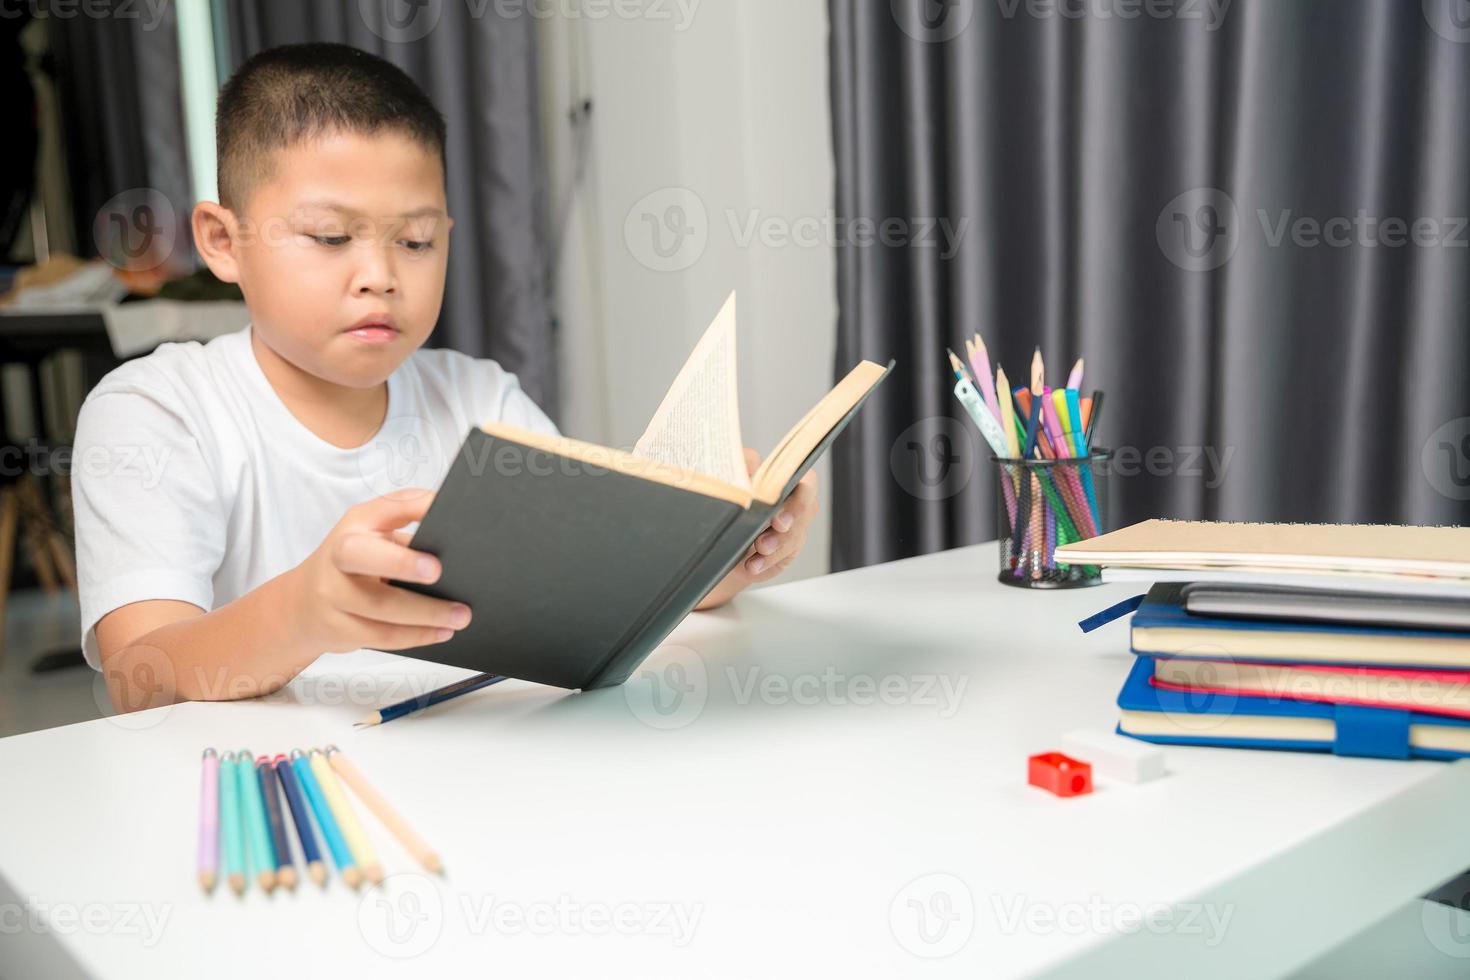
274,755,327,888
291,749,361,888
256,757,297,890
354,672,508,727
218,751,246,896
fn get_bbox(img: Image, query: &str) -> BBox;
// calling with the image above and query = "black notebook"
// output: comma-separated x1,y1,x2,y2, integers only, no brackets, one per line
393,292,892,690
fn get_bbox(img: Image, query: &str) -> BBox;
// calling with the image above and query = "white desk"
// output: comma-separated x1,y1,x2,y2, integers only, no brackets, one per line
3,543,1470,979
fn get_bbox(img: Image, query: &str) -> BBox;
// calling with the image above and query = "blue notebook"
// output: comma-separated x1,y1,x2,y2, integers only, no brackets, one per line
1115,655,1470,761
1130,583,1470,670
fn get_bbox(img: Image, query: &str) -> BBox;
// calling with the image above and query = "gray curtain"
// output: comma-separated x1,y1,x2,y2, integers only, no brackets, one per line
223,1,557,415
829,0,1470,571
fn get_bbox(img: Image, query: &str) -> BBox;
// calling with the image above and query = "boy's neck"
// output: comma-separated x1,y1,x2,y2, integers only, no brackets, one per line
250,329,388,450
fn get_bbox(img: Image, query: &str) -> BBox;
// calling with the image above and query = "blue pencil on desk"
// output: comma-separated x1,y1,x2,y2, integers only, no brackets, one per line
354,672,509,727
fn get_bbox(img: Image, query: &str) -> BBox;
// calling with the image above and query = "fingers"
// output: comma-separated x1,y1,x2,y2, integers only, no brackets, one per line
742,447,762,476
342,614,459,651
745,476,820,576
349,489,437,530
348,582,471,631
332,530,441,584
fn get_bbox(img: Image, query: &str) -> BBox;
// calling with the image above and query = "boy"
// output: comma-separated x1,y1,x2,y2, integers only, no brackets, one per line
73,43,817,708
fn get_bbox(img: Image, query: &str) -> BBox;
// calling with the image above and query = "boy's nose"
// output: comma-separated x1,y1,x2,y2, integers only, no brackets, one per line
351,245,398,296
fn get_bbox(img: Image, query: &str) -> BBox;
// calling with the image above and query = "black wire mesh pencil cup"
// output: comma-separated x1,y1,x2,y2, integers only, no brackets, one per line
993,450,1111,588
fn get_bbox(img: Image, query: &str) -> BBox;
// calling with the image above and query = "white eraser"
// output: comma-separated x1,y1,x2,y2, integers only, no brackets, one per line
1060,729,1165,784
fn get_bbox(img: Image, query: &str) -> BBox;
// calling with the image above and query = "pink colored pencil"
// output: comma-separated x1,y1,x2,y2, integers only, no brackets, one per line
198,748,219,893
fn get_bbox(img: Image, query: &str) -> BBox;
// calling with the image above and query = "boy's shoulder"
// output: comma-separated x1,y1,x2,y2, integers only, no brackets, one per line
84,328,246,410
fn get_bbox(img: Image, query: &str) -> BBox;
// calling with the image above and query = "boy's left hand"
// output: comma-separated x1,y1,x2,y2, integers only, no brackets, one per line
694,448,819,610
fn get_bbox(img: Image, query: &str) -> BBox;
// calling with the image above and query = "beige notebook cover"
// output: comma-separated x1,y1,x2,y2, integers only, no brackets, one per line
1055,519,1470,578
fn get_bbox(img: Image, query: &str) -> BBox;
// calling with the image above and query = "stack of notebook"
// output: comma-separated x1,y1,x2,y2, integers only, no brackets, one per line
1057,521,1470,761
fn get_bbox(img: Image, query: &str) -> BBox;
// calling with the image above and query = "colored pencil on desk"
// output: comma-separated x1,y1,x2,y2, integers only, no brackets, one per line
327,746,444,875
310,749,384,885
218,751,246,896
274,755,327,888
354,672,509,728
236,747,277,893
197,748,218,893
256,756,297,890
292,749,360,889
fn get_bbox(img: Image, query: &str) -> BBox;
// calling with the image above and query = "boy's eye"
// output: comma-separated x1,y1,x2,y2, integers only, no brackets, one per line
399,239,434,252
309,234,351,247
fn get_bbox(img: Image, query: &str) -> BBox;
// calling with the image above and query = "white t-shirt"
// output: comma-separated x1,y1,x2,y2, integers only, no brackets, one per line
72,324,558,670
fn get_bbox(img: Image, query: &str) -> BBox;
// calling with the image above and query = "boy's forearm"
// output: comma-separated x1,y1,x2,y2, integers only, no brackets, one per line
109,569,320,705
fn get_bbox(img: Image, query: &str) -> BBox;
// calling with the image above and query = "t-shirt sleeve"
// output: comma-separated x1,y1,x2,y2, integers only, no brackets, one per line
72,386,226,670
482,359,560,437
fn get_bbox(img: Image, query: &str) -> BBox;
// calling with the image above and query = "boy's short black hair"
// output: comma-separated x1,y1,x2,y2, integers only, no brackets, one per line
215,42,447,209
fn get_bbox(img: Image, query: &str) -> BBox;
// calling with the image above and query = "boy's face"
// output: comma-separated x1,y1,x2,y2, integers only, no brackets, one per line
206,130,451,389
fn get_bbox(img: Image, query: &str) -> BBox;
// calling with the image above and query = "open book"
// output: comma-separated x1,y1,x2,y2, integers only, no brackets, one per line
396,292,893,689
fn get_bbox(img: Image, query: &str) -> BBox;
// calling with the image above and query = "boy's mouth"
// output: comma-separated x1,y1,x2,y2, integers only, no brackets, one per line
344,315,399,345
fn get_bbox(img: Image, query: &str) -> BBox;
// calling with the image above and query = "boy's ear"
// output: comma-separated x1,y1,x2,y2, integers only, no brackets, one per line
191,201,242,283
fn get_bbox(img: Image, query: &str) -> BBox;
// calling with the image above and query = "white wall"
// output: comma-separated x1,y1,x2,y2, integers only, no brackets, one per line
538,0,837,582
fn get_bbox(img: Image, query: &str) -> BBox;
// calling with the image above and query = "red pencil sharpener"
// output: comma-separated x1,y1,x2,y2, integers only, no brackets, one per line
1028,751,1092,797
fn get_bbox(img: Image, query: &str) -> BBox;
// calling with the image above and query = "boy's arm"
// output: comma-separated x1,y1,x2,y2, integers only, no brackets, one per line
93,492,473,709
693,449,820,611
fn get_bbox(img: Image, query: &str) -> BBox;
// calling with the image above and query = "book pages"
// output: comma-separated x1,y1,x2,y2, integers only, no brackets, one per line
633,292,750,490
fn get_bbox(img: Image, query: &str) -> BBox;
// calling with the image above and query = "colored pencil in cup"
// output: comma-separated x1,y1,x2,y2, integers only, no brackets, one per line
1067,357,1084,391
236,747,277,893
354,672,508,727
326,745,443,875
274,755,327,888
293,749,361,888
218,751,246,896
256,756,297,890
198,748,219,893
310,749,384,885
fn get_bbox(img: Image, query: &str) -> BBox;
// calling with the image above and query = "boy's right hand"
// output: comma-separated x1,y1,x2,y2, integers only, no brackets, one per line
290,490,472,653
